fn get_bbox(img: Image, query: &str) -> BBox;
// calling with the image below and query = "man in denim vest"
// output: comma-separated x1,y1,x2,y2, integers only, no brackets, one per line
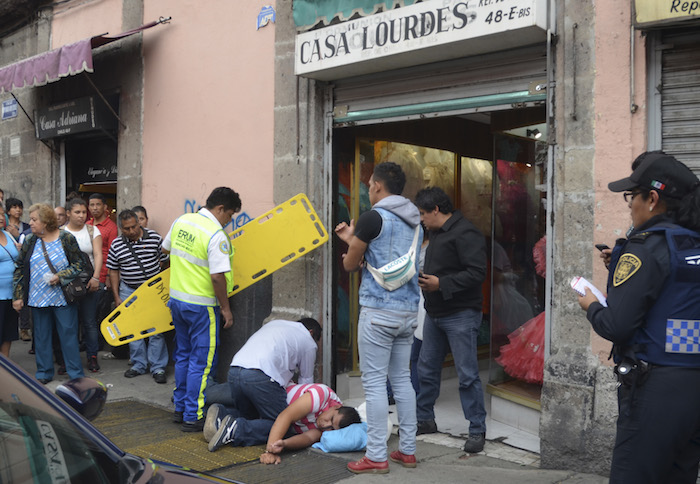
414,186,487,454
335,162,422,474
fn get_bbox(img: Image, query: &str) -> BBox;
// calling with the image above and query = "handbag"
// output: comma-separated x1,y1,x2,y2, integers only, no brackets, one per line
40,239,88,304
364,225,421,291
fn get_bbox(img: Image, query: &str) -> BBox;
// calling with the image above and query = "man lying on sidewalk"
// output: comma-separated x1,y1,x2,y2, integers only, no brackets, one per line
206,382,361,463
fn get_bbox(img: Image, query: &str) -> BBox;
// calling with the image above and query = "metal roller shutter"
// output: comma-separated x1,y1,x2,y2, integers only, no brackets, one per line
332,43,547,125
661,29,700,174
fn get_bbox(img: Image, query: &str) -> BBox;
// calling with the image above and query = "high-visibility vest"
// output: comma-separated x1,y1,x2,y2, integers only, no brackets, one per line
169,212,234,306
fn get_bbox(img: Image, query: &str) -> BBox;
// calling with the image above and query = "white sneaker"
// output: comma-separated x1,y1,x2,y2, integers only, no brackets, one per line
203,404,224,442
208,415,237,452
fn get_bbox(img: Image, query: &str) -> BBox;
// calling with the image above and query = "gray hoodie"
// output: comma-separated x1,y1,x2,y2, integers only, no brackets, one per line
373,195,421,228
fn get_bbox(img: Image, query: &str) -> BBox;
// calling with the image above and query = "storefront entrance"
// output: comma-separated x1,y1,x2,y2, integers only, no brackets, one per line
64,134,117,208
332,107,547,409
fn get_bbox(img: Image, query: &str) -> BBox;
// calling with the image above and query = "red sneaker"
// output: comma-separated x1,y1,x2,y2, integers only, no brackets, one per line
389,450,417,468
347,456,389,474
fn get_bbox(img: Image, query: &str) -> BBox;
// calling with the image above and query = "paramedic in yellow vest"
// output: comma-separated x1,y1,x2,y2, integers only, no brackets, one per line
162,187,241,432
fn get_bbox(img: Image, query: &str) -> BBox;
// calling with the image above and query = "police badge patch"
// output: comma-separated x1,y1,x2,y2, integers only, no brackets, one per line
613,253,642,287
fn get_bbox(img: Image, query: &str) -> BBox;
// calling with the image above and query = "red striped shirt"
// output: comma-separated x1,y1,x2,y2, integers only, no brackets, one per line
286,383,342,434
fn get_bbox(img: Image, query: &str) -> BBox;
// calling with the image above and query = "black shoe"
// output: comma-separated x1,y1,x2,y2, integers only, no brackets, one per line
38,378,52,384
57,365,66,376
416,419,438,435
124,368,142,378
173,411,184,424
463,433,486,453
181,419,204,432
87,356,100,373
153,371,167,384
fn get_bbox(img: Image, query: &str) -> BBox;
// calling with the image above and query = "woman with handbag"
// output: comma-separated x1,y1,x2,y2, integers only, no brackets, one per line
12,203,86,383
64,198,103,373
0,204,19,358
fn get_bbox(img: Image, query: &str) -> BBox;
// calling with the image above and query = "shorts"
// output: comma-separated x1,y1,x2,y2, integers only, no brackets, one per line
0,300,19,343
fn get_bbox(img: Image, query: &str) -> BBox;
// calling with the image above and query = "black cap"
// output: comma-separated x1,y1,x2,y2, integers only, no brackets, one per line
608,151,699,199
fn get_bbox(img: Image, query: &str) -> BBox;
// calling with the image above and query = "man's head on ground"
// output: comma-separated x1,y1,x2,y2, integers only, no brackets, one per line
299,317,322,342
369,162,406,204
118,209,143,242
88,193,109,221
316,405,362,431
414,186,454,231
205,187,242,227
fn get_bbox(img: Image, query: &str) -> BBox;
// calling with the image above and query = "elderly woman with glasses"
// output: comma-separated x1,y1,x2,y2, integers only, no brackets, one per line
577,151,700,484
12,203,86,384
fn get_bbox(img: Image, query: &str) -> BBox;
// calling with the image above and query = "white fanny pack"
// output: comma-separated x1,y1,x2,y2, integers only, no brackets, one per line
365,225,421,291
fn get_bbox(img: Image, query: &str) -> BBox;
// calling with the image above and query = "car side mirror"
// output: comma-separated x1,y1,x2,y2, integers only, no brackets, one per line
56,377,108,421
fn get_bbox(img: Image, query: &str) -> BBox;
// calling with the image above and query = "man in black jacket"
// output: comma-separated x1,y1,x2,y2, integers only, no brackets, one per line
414,187,488,454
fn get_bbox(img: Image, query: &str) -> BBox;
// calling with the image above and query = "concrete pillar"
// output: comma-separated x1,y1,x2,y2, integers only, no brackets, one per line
114,0,144,212
539,0,617,475
272,0,330,380
272,0,328,323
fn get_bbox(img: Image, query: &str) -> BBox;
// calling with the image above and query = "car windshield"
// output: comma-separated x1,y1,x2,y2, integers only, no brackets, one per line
0,371,111,483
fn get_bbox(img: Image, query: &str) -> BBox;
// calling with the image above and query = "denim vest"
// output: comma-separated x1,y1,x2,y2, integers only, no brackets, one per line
359,208,421,312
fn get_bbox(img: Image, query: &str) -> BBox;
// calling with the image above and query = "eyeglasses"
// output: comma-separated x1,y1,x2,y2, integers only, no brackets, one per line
623,191,642,203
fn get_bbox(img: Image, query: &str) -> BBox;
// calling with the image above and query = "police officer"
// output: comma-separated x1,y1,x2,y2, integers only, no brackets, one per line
578,151,700,483
162,187,241,432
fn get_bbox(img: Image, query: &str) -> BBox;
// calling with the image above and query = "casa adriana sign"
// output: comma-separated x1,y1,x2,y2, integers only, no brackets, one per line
295,0,547,81
34,96,117,140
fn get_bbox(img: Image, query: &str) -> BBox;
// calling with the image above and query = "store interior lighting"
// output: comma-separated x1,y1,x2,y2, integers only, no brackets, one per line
526,128,542,139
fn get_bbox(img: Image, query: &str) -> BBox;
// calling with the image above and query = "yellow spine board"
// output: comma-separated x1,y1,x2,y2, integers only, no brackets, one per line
101,193,328,346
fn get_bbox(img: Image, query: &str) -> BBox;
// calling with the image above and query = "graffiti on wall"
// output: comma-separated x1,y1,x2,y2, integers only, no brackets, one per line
183,199,251,231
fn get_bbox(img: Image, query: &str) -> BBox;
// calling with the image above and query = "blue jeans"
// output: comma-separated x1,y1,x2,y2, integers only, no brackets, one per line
206,381,235,411
32,305,84,380
120,282,168,374
78,289,100,358
216,366,290,446
417,308,486,435
410,336,422,394
359,307,417,461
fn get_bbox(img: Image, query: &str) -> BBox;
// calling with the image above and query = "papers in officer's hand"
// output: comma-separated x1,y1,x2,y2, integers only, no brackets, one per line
570,276,608,307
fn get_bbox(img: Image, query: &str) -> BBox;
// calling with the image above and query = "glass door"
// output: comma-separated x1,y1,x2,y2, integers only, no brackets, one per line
487,132,547,408
333,138,492,374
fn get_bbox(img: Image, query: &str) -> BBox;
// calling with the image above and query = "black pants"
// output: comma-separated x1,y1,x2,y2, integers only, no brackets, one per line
610,366,700,484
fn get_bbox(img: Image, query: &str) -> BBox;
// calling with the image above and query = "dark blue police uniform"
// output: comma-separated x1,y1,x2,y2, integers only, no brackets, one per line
587,214,700,483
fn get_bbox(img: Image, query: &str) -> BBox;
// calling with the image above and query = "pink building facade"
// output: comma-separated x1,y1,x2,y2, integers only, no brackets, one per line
1,0,699,475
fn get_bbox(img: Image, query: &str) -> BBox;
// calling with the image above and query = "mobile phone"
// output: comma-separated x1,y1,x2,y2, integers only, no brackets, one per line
595,244,610,252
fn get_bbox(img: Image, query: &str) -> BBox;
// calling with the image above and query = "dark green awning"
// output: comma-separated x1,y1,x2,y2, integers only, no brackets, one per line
293,0,419,29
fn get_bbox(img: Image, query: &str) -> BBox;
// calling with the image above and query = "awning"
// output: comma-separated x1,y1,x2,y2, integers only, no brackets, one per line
293,0,419,30
0,18,169,94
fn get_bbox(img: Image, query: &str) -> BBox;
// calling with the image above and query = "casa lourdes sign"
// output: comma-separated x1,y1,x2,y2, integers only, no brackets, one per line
295,0,547,81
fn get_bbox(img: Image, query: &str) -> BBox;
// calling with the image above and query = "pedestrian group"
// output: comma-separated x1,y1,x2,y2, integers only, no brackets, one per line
1,151,699,481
